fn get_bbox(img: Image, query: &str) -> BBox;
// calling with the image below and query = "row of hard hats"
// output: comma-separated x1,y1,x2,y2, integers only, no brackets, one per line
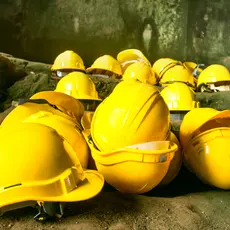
1,49,230,219
51,51,230,193
53,69,230,192
51,49,230,93
0,74,184,219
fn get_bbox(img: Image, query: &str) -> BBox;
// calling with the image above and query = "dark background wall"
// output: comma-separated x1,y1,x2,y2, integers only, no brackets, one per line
0,0,230,67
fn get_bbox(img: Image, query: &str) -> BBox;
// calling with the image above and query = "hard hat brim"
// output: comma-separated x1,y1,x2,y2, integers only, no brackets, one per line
188,110,230,143
0,170,104,209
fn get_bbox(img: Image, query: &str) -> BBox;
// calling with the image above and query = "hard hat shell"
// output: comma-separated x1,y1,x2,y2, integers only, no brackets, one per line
55,72,102,101
159,132,182,186
84,129,177,194
117,49,151,73
0,123,104,214
51,50,85,72
197,64,230,89
87,55,122,76
1,91,84,128
91,80,171,152
30,91,85,123
1,96,89,169
184,127,230,190
123,62,157,85
180,108,230,150
160,65,195,87
152,58,180,79
160,82,199,111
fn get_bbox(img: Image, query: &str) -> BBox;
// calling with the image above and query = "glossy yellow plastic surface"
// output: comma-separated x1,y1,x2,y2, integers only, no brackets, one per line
51,50,85,71
123,62,157,85
184,127,230,190
159,132,182,186
91,80,170,152
30,91,85,123
160,65,195,87
152,58,179,79
81,111,94,130
180,108,230,149
117,49,151,73
1,98,89,168
197,64,230,89
160,82,200,111
85,133,177,194
87,55,122,76
0,123,104,210
55,72,102,101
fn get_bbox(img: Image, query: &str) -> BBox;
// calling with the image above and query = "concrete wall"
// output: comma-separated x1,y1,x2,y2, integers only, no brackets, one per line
0,0,230,67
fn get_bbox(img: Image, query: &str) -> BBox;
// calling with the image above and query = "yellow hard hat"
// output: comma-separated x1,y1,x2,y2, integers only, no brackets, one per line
184,127,230,189
160,82,200,111
123,62,157,85
51,50,85,72
180,108,230,150
152,58,180,79
87,55,122,76
1,95,89,168
117,49,151,73
91,80,170,152
55,72,102,101
1,91,85,128
0,122,104,214
83,129,177,194
160,65,195,87
30,91,85,123
197,64,230,91
159,132,182,186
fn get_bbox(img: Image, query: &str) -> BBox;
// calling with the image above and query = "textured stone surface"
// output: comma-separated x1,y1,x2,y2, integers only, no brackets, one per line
0,0,187,66
186,0,230,67
1,0,229,67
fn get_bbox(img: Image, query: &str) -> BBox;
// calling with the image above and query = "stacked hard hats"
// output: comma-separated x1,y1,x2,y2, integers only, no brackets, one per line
87,55,122,79
160,82,200,120
152,58,196,88
117,49,151,73
84,79,180,194
51,50,85,79
180,108,230,189
55,72,102,169
55,71,101,132
0,91,104,217
197,64,230,92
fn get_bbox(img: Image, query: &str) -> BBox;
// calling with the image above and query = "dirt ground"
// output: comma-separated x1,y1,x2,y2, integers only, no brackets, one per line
1,169,230,230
